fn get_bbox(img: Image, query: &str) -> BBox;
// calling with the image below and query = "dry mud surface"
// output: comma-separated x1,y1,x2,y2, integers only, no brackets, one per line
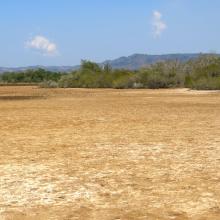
0,86,220,220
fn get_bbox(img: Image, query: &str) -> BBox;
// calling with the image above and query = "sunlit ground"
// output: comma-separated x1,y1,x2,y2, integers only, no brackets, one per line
0,86,220,220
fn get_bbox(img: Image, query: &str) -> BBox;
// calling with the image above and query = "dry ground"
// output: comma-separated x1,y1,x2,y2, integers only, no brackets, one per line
0,86,220,220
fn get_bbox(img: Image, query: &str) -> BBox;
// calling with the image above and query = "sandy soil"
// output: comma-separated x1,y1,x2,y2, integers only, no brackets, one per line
0,86,220,220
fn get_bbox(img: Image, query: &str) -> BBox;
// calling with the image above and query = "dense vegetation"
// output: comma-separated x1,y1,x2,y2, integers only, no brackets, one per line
1,55,220,90
0,69,62,84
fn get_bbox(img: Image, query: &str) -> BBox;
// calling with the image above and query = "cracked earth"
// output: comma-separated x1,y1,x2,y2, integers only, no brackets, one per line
0,86,220,219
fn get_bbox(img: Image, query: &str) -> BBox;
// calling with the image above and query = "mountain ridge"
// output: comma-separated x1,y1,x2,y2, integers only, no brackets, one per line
0,53,217,73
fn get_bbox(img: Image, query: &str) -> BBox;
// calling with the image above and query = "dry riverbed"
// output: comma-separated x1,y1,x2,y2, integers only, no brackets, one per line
0,86,220,220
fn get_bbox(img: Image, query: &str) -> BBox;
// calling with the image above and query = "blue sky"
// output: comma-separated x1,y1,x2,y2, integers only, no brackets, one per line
0,0,219,67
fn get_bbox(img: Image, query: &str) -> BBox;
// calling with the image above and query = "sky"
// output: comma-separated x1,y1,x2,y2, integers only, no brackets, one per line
0,0,220,67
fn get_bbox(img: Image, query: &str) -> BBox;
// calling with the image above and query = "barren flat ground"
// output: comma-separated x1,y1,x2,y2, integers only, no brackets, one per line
0,86,220,220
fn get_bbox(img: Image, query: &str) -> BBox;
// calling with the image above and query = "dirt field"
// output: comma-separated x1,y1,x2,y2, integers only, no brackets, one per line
0,86,220,220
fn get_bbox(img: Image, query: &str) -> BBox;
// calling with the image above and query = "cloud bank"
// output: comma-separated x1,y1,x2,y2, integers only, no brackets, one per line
26,35,58,56
152,11,167,37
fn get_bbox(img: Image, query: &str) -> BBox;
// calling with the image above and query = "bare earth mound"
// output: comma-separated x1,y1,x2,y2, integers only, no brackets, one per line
0,86,220,220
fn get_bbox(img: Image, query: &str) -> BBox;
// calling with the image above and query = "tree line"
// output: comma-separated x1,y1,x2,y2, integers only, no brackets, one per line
0,55,220,90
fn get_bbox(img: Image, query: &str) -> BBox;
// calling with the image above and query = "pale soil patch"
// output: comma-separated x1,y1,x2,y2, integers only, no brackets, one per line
0,87,220,220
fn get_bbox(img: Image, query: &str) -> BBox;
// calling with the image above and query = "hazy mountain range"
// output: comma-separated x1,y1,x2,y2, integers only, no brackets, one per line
0,53,216,73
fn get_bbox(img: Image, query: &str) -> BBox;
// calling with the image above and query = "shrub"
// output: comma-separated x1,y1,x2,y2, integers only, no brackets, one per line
40,80,58,88
1,56,220,90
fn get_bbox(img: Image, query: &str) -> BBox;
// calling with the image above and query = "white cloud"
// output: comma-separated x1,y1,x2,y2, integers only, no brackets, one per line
152,10,167,37
26,35,58,56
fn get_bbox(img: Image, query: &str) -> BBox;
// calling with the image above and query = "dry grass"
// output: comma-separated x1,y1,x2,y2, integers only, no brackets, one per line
0,86,220,220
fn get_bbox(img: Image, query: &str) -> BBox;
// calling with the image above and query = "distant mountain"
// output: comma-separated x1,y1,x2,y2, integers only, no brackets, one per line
0,53,217,73
103,53,208,70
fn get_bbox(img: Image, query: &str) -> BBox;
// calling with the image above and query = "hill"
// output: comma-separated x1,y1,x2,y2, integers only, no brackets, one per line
0,53,217,73
103,53,207,70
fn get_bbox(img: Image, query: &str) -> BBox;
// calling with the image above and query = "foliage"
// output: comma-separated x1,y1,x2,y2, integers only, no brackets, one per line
0,68,61,83
184,55,220,90
1,55,220,90
40,80,59,88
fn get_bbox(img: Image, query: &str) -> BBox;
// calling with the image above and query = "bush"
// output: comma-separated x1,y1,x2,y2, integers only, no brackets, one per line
58,72,80,88
190,77,220,90
40,80,58,88
1,56,220,90
146,73,169,89
0,69,61,83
